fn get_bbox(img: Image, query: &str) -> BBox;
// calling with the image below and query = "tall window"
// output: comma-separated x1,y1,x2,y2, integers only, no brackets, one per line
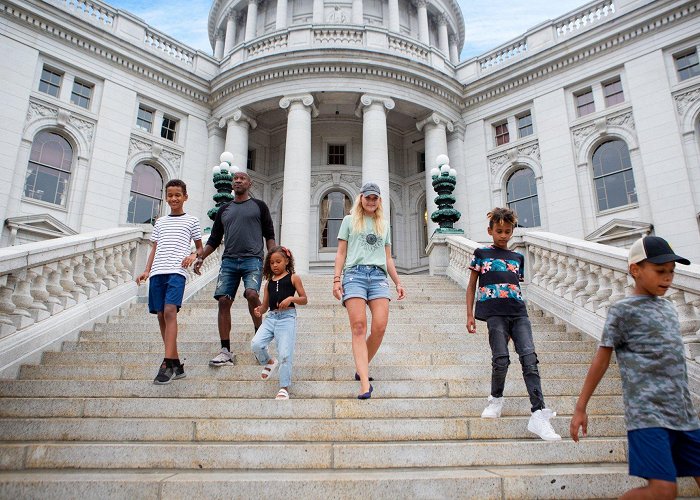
506,168,540,228
320,191,350,247
247,149,256,171
592,140,637,212
136,106,154,132
494,122,509,146
517,112,533,138
675,49,700,81
603,78,624,107
420,199,428,256
127,164,163,224
328,145,346,165
70,80,93,109
24,131,73,206
38,67,62,97
575,88,595,117
160,116,177,141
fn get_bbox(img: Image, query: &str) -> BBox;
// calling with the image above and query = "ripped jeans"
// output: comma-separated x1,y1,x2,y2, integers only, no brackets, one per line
486,315,545,412
251,308,297,387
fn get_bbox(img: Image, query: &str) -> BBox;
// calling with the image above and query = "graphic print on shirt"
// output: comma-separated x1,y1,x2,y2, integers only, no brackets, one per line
473,258,523,302
359,231,384,251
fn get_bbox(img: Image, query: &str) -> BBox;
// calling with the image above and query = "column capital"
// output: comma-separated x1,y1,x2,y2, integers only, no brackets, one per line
413,0,428,8
437,13,448,26
279,93,319,117
248,0,260,6
227,8,239,20
215,29,225,41
219,108,257,130
416,112,454,133
448,34,456,44
355,94,395,117
207,117,226,135
448,120,466,137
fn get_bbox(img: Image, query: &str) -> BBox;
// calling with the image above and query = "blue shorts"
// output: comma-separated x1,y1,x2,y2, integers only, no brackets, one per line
628,427,700,482
214,257,263,301
341,265,391,306
148,274,186,314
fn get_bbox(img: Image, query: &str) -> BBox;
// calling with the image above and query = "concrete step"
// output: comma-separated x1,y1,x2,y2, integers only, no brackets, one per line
39,350,602,371
0,392,624,418
75,335,596,353
0,439,628,470
3,466,699,500
0,381,623,408
29,359,619,382
0,415,626,442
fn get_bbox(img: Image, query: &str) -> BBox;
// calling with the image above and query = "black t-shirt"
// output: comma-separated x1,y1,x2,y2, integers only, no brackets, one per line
206,198,274,259
469,246,527,320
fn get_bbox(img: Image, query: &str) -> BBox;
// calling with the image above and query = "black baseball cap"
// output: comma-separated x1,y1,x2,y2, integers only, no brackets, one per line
628,236,690,266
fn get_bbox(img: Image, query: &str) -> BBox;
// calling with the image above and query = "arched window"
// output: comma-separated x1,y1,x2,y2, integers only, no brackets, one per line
592,140,637,211
506,168,541,228
320,191,351,248
127,164,163,224
24,131,73,206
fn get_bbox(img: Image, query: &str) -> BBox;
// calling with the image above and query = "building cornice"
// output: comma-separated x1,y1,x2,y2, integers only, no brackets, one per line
463,1,700,107
1,0,211,104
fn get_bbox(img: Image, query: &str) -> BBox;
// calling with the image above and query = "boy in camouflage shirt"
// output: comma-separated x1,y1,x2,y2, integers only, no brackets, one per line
570,236,700,498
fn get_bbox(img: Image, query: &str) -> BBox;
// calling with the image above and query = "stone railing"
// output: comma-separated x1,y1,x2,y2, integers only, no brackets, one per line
144,29,196,66
47,0,116,29
247,33,289,58
555,0,616,37
431,231,700,370
478,37,528,71
314,27,364,46
0,227,221,377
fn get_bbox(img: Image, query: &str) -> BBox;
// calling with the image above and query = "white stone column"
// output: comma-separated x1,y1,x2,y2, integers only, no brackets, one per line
279,94,318,274
448,34,459,64
388,0,400,32
221,109,257,172
416,0,429,44
356,94,395,224
245,0,259,41
352,0,363,24
214,30,225,59
276,0,288,29
437,15,449,56
313,0,324,23
205,118,226,221
417,112,453,235
447,123,467,232
224,10,238,55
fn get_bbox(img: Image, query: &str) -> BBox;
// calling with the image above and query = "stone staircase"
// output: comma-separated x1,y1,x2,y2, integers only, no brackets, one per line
0,275,698,498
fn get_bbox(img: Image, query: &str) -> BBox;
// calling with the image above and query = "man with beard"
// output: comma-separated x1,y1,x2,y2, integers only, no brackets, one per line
194,171,275,366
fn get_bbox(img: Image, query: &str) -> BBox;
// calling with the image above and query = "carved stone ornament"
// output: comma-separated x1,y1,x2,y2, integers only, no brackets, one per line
340,174,362,188
128,135,182,169
327,6,348,23
673,85,700,116
571,110,635,150
271,180,284,192
409,182,423,200
311,174,333,188
488,140,540,177
25,100,95,145
390,181,402,195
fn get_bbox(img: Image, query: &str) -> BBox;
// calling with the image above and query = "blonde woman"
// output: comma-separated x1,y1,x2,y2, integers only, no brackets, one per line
333,182,406,399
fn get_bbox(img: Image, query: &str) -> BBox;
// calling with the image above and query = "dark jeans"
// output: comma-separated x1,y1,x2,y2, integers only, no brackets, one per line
486,315,545,412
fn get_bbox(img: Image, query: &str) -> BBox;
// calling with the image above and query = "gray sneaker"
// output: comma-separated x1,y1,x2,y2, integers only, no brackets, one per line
154,363,175,385
209,347,233,366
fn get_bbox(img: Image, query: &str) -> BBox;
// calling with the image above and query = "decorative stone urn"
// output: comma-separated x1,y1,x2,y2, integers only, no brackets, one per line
429,154,463,234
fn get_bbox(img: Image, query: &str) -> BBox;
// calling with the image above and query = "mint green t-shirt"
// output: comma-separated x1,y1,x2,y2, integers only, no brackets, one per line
338,215,391,274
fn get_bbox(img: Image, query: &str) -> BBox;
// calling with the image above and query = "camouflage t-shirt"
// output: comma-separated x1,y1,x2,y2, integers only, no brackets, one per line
601,295,700,431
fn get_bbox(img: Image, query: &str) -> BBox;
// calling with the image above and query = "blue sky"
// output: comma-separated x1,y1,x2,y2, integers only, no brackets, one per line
108,0,587,60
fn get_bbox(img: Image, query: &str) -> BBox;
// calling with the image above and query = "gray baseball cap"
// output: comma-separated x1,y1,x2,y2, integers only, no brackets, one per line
360,182,381,197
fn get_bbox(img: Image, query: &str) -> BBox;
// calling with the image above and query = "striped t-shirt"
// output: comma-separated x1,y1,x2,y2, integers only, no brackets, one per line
150,213,202,278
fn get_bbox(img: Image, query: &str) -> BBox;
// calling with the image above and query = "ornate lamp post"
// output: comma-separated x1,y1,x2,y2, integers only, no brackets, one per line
430,154,463,234
207,151,240,221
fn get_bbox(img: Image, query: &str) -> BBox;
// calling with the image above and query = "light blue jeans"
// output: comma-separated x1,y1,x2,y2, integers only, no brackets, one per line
251,308,297,387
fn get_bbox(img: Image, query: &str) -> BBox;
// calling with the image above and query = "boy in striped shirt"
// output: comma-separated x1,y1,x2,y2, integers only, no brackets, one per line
137,179,202,384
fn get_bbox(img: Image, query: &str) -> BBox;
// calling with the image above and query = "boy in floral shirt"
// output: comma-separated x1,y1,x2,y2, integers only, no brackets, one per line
466,207,560,441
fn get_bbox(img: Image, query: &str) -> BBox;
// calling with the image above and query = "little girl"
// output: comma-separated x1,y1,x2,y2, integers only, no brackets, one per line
252,246,307,400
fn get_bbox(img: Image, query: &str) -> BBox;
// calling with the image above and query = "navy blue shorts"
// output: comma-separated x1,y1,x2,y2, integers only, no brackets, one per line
628,427,700,482
148,274,186,314
214,257,262,301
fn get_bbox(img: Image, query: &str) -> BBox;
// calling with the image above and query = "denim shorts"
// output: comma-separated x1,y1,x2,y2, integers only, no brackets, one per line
148,273,186,314
628,427,700,482
341,265,391,305
214,257,263,300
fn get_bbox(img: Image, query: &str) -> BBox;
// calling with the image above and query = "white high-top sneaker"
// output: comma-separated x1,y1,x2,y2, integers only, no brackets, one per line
527,408,562,441
480,396,504,418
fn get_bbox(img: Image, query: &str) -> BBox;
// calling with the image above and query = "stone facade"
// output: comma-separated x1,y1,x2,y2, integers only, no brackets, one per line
1,0,699,272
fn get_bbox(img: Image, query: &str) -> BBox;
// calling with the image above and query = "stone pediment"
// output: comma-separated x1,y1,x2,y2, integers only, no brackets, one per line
5,214,77,245
585,219,652,246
